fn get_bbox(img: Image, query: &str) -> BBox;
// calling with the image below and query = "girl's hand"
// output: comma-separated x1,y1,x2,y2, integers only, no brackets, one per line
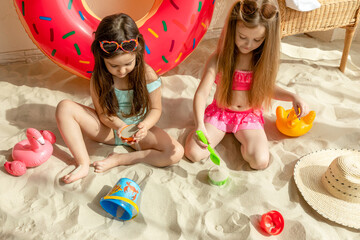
132,122,148,143
193,127,210,149
292,96,309,118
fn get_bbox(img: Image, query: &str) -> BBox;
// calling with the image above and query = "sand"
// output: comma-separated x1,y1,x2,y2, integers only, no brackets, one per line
0,34,360,239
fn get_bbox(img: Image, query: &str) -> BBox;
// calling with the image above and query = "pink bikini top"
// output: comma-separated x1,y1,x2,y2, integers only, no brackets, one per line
215,70,253,91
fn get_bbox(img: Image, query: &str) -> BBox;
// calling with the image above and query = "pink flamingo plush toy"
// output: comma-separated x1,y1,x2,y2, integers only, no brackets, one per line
4,128,56,176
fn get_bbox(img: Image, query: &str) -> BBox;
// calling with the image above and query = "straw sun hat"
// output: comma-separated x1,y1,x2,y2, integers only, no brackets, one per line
293,149,360,229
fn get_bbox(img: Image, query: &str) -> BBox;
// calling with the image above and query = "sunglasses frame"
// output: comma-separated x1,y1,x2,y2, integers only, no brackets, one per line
99,38,139,54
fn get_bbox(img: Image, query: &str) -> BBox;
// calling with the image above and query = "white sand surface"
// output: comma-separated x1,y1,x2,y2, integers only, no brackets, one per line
0,34,360,239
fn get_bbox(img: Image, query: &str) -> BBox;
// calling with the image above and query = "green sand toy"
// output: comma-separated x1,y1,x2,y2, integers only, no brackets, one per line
208,165,229,186
196,130,221,165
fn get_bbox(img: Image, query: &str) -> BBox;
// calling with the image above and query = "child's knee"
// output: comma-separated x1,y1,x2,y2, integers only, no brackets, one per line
169,141,184,164
55,99,73,120
184,145,204,163
159,140,184,166
249,158,269,170
241,143,269,170
184,149,196,162
248,153,269,170
243,147,269,170
184,133,205,162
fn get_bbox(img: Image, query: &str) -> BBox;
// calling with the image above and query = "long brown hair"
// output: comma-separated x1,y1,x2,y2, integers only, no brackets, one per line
91,13,149,118
216,0,280,109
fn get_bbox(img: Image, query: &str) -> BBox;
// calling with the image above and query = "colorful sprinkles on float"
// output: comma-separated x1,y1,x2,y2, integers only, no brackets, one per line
13,0,216,79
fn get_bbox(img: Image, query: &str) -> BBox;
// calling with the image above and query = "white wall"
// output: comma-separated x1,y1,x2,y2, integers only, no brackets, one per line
0,0,358,64
1,0,34,53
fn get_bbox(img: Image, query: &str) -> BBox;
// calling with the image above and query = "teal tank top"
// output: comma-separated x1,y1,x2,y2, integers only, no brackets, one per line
114,77,161,125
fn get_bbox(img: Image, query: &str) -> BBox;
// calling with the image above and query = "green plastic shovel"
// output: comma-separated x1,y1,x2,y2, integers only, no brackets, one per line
196,130,221,165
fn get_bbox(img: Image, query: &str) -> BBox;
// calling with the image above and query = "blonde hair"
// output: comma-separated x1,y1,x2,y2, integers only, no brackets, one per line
216,0,280,109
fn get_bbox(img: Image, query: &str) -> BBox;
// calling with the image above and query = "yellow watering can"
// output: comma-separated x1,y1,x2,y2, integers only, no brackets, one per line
276,106,316,137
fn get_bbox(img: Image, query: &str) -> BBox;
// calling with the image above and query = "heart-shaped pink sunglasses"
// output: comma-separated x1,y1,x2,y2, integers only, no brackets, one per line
99,39,138,54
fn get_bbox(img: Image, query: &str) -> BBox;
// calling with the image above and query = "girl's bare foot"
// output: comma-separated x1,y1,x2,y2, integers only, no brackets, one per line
61,165,89,184
92,153,124,173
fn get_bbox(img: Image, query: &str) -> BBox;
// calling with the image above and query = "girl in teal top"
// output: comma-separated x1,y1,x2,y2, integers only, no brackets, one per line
56,13,184,184
113,78,161,145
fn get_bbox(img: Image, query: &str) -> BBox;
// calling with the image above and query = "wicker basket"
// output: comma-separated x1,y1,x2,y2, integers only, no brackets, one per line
278,0,360,37
277,0,360,72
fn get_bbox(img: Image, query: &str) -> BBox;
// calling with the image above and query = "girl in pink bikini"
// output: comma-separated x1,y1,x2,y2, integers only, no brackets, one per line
184,0,309,169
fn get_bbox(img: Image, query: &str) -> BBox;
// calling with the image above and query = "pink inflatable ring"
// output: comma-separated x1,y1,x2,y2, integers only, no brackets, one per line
13,0,215,79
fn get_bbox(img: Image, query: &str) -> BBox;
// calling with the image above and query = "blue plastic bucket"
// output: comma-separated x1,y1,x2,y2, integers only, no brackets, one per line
100,178,141,220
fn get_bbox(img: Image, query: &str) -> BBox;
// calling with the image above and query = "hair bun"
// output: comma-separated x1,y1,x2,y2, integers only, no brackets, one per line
260,3,278,19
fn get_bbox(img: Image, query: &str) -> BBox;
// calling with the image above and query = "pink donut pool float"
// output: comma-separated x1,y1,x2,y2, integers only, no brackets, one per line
13,0,216,79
